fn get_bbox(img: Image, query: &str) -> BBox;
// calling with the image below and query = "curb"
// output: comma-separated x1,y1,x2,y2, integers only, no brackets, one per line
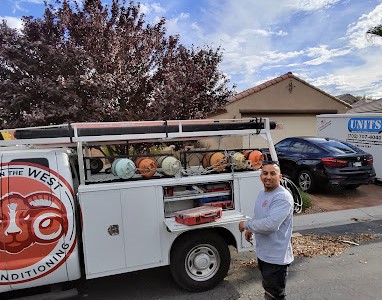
293,205,382,231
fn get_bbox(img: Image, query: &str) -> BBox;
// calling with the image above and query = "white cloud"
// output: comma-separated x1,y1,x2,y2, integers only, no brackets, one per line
221,49,304,86
12,0,47,5
242,29,288,37
139,4,150,15
191,22,201,32
308,48,382,97
9,0,47,14
266,50,304,61
166,13,192,36
151,3,166,14
346,2,382,49
304,45,352,65
140,2,166,16
0,16,23,29
23,0,45,3
286,0,341,11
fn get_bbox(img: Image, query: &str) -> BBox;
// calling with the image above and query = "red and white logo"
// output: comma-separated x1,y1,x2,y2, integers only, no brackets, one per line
0,162,76,285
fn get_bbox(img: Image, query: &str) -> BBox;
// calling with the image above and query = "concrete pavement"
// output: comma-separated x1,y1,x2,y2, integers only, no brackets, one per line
294,204,382,231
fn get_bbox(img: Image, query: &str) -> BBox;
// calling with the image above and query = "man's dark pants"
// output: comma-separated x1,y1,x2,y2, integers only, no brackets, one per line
258,258,289,299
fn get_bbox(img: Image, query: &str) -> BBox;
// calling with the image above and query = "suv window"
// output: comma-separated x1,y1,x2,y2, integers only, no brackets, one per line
304,144,321,154
317,140,356,154
275,140,291,152
289,141,306,153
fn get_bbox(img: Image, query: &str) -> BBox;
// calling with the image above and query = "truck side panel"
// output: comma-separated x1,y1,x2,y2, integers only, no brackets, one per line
79,185,164,279
0,154,12,293
55,153,81,281
0,150,80,292
80,189,127,275
121,186,163,268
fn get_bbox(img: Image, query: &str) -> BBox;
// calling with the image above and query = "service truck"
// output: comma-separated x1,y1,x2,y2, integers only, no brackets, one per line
317,113,382,181
0,117,300,296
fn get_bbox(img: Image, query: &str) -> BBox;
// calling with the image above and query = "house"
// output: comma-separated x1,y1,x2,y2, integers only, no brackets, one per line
336,94,360,105
209,72,351,149
346,98,382,113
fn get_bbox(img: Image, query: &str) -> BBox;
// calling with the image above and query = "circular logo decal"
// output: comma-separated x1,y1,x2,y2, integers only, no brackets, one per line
0,162,76,285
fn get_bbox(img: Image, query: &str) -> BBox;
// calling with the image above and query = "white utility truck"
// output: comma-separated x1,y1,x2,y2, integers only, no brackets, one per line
317,113,382,181
0,118,284,293
0,118,286,295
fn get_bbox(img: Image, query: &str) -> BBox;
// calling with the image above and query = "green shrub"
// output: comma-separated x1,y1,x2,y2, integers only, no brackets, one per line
299,189,312,212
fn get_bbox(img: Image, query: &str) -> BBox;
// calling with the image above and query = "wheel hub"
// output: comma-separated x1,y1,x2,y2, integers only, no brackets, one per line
299,173,311,191
185,245,220,281
193,253,210,269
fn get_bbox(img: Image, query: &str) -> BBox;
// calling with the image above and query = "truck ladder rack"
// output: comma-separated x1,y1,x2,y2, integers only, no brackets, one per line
0,118,276,146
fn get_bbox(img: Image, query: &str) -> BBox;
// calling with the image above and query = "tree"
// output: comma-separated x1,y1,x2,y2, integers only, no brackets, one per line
367,25,382,37
0,0,235,128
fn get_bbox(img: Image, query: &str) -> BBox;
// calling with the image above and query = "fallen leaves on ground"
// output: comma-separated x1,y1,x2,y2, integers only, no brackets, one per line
293,233,379,257
299,206,327,215
237,258,258,268
237,233,380,268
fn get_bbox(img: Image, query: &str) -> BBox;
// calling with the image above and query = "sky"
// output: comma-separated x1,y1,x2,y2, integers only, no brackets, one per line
1,0,382,98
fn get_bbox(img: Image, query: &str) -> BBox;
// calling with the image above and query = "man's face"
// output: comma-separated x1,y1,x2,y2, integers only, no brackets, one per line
260,164,282,191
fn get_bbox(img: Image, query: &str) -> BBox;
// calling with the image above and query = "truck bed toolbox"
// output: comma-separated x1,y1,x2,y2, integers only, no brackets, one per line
174,206,222,225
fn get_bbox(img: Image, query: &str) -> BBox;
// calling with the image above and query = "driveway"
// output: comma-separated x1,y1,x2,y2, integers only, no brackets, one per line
308,182,382,212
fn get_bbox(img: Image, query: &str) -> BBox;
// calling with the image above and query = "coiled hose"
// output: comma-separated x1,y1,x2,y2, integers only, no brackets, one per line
281,177,303,213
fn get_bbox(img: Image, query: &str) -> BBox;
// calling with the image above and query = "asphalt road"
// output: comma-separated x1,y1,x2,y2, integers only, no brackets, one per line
3,220,382,300
46,220,382,300
75,220,382,300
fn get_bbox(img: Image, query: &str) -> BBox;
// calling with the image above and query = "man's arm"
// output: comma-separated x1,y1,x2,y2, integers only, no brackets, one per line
244,198,292,234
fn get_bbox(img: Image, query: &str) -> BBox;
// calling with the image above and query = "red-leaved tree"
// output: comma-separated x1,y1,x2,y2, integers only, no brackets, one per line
0,0,235,128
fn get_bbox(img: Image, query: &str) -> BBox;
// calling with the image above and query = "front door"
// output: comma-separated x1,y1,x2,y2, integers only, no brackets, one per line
0,153,70,290
0,154,11,292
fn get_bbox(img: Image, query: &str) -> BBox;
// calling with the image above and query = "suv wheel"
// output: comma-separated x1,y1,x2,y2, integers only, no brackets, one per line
298,170,315,193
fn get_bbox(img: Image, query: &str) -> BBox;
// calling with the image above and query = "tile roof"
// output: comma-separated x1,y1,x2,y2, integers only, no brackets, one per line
346,98,382,113
227,72,352,108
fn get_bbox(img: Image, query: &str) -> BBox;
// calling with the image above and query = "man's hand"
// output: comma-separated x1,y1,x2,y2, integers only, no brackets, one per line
245,230,253,243
239,221,245,232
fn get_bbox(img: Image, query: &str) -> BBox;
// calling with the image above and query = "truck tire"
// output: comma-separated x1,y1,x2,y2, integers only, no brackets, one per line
170,231,230,292
90,158,103,174
297,170,315,193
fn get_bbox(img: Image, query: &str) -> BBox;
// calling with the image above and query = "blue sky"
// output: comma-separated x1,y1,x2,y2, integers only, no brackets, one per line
1,0,382,98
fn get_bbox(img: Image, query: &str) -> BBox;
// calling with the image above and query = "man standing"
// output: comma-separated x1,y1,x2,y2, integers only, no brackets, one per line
239,163,294,300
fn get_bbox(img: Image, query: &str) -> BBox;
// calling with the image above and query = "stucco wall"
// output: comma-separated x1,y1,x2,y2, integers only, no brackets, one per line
243,114,317,149
223,79,349,117
210,77,350,150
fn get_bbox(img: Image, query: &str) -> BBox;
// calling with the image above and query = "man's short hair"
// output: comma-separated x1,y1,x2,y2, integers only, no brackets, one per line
262,160,280,167
261,162,281,173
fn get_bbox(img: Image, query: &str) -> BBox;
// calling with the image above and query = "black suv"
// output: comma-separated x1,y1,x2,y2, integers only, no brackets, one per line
264,137,376,193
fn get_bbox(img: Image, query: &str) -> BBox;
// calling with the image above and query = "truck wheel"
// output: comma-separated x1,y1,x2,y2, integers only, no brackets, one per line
90,158,103,174
298,170,315,193
170,231,230,292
